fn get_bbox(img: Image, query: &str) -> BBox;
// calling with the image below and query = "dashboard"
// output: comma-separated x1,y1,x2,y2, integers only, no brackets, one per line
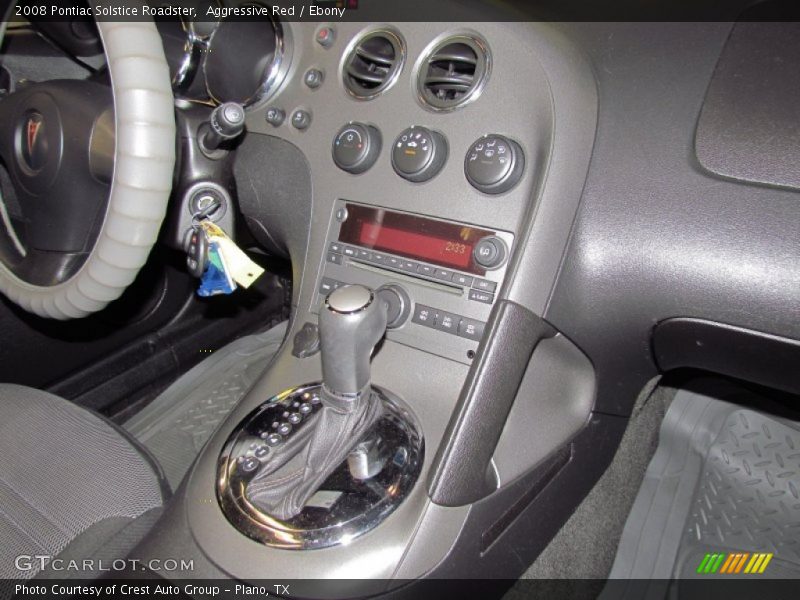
160,14,584,369
161,8,800,405
139,4,800,581
1,0,798,585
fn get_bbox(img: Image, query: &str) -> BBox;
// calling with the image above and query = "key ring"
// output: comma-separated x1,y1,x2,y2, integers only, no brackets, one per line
191,196,223,227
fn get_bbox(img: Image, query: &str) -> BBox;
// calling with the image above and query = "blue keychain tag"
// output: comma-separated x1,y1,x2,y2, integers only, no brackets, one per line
197,241,237,296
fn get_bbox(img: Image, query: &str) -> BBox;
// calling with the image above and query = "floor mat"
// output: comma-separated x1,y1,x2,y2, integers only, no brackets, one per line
124,322,288,490
608,389,800,582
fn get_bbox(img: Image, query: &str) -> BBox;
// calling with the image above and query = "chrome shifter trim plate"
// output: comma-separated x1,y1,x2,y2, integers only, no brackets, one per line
217,383,424,550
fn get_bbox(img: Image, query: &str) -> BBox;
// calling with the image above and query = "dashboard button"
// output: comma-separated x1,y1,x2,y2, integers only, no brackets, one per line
329,242,343,253
316,26,335,48
264,107,285,127
399,259,418,273
392,126,448,183
291,109,312,130
412,305,439,327
433,268,453,281
468,288,494,304
417,264,435,277
304,68,324,89
473,236,508,270
452,273,474,287
472,278,497,293
435,312,459,334
343,246,357,257
319,277,338,294
326,252,343,265
240,457,261,473
332,123,382,174
386,256,402,269
465,135,525,194
356,248,372,260
458,318,486,341
265,433,283,446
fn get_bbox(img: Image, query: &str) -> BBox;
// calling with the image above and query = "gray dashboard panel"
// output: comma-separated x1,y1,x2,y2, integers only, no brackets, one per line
238,19,577,329
695,22,800,190
546,23,800,416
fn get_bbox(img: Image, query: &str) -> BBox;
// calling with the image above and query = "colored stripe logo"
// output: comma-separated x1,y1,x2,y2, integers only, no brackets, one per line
697,552,773,574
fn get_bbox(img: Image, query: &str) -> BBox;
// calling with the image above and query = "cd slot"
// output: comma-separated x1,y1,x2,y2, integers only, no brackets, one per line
326,240,498,305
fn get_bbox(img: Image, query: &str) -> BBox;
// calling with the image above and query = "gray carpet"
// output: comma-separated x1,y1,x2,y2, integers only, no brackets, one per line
515,379,674,581
124,322,287,489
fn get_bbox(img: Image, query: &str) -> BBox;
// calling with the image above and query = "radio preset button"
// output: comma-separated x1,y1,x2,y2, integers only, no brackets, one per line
329,242,343,254
472,278,497,293
343,246,357,257
452,273,474,287
400,259,418,273
432,268,452,281
417,264,435,277
356,248,372,260
468,289,494,304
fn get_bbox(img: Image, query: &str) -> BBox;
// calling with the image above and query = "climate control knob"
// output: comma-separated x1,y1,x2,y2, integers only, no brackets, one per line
465,134,525,195
332,123,382,174
391,126,448,183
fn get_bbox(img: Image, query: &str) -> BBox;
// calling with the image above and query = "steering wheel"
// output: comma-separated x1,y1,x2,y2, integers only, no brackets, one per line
0,9,175,319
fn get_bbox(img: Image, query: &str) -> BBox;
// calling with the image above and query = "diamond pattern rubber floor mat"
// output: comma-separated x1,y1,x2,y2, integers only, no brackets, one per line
124,322,287,489
607,389,800,584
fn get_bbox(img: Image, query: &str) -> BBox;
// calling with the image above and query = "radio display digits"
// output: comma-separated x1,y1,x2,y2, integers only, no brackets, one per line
339,203,499,275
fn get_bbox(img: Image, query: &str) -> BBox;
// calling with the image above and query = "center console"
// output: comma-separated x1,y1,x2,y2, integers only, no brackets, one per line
133,13,604,587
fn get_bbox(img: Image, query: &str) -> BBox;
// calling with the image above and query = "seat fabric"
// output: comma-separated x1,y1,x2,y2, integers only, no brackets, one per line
0,384,165,579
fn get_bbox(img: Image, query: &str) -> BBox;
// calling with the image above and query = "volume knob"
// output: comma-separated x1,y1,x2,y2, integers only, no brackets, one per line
473,236,507,270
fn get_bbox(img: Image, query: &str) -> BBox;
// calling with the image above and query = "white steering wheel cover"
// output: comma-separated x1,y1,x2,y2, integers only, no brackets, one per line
0,17,176,319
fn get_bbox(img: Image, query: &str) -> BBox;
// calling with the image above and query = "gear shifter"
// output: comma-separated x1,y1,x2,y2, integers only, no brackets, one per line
245,285,389,520
319,285,388,396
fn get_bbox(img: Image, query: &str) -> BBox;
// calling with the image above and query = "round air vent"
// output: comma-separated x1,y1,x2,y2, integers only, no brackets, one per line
418,35,491,111
343,30,405,100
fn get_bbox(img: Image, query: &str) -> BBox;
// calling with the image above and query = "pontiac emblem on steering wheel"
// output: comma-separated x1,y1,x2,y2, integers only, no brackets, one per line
20,112,45,172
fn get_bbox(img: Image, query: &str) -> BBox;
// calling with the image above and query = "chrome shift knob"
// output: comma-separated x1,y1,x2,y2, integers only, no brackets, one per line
318,285,388,396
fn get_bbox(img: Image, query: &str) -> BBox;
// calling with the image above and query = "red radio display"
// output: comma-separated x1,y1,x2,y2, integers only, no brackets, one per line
358,222,472,269
338,203,495,275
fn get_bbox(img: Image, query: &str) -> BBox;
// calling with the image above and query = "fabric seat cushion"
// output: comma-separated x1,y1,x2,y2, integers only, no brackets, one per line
0,384,165,579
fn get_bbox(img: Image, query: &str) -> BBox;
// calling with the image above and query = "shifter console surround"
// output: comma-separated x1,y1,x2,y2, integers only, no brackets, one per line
217,383,424,550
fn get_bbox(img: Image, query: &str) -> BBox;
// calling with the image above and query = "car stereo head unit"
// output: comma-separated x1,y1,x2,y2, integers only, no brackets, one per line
338,204,507,275
316,200,514,364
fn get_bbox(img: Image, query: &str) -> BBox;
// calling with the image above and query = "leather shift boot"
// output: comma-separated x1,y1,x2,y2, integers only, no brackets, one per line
245,384,384,520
